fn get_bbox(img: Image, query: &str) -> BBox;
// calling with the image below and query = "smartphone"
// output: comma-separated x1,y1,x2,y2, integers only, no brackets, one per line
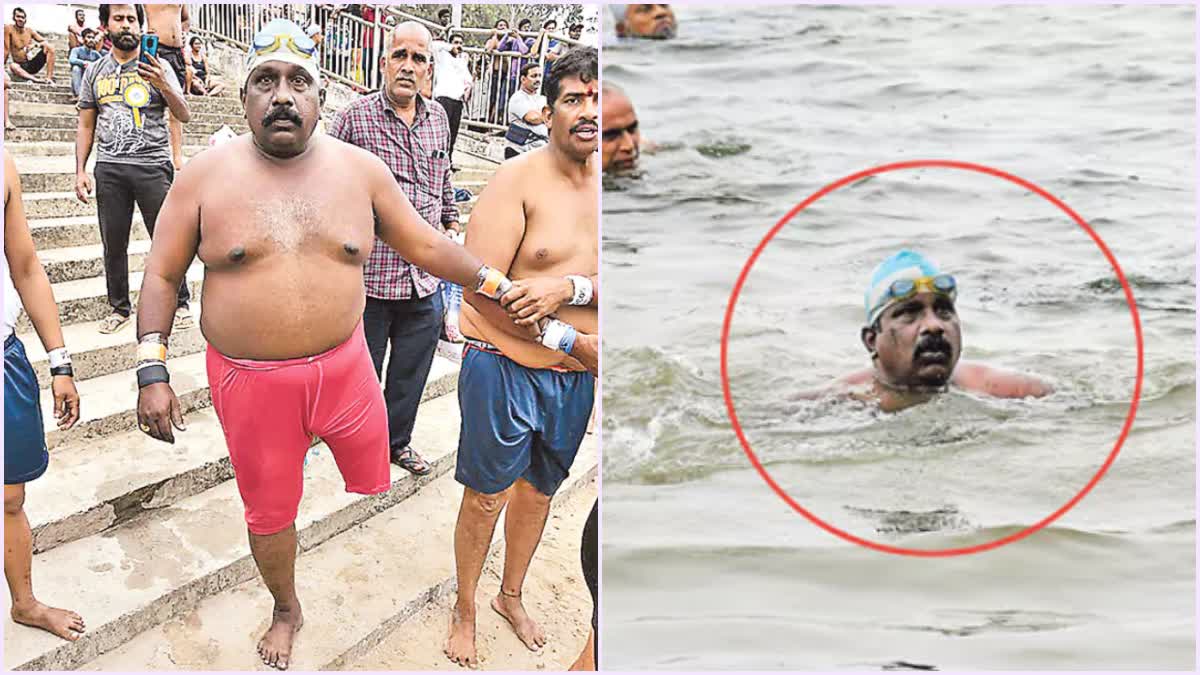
139,34,159,64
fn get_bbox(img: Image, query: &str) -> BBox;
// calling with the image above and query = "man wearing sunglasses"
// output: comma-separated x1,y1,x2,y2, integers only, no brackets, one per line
832,250,1051,412
131,19,520,670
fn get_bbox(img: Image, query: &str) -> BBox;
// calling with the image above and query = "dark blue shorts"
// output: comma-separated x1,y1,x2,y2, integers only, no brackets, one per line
5,335,49,485
455,344,595,496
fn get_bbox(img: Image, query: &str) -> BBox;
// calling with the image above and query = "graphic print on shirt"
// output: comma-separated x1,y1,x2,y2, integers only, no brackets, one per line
94,71,154,154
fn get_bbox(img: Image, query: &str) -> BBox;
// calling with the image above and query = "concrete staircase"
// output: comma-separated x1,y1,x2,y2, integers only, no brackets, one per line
3,34,591,673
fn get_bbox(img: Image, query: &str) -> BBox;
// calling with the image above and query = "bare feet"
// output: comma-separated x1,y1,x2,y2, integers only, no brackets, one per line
257,604,303,670
491,591,546,651
444,606,478,668
11,602,86,641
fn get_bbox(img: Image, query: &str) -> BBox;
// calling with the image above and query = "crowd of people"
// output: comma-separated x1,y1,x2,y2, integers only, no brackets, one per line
5,3,599,671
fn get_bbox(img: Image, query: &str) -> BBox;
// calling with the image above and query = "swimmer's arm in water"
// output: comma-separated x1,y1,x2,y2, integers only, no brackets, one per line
952,362,1054,399
365,151,491,292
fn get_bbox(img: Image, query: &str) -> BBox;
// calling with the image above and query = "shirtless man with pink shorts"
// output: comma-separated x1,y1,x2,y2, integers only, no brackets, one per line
133,20,517,670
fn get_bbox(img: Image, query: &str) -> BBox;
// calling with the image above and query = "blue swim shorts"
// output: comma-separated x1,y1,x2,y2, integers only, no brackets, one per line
5,334,49,485
455,342,595,496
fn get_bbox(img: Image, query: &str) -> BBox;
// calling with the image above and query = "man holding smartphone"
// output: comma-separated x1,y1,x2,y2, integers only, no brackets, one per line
75,3,193,335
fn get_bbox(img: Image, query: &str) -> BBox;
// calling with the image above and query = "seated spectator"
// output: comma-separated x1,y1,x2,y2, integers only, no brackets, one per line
186,36,224,96
67,8,87,49
504,63,548,159
68,28,102,99
611,4,677,39
5,7,57,84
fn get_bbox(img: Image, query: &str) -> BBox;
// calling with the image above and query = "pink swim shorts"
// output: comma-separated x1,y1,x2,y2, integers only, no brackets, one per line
206,321,390,535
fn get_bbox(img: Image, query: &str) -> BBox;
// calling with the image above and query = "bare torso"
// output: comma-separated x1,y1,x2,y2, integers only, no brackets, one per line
68,23,84,49
460,149,598,370
193,136,377,359
144,5,184,48
6,25,35,63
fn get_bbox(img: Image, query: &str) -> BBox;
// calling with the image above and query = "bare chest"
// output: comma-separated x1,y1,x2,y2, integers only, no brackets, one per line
512,183,598,276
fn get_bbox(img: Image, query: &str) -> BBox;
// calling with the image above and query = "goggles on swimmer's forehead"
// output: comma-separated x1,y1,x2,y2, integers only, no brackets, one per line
251,32,317,59
883,274,958,305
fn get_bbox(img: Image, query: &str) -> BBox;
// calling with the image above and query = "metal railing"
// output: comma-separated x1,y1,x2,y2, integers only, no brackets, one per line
184,4,587,134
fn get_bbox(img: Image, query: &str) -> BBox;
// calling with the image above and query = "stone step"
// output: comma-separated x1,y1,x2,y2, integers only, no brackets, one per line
37,238,152,284
39,337,208,452
5,127,224,145
18,296,204,388
15,263,203,335
10,112,249,135
27,356,460,554
3,391,479,672
345,481,596,671
78,435,598,672
28,213,149,250
23,191,99,219
9,95,247,117
4,142,197,158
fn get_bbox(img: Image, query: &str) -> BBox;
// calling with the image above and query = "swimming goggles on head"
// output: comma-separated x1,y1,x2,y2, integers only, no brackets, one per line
882,274,958,305
251,32,317,59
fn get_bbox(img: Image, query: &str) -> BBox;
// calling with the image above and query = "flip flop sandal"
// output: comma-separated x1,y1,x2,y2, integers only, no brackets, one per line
390,446,432,476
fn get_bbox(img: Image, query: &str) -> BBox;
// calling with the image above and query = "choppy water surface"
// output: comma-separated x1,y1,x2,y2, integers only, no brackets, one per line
602,5,1194,670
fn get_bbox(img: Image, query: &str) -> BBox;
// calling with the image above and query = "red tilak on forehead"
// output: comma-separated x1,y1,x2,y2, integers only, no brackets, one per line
585,85,597,97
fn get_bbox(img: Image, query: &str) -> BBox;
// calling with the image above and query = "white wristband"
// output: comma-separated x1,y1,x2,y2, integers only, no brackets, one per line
48,348,71,368
566,275,593,306
539,319,571,351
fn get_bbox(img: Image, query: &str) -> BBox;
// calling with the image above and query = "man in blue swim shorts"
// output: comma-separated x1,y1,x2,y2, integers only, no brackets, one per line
444,48,600,668
817,249,1053,412
4,149,85,641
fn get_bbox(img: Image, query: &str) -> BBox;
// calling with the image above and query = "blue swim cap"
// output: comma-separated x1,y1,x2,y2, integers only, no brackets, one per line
864,250,942,325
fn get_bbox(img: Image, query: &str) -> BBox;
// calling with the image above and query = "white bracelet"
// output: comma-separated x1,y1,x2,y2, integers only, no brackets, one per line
47,347,71,368
566,275,593,306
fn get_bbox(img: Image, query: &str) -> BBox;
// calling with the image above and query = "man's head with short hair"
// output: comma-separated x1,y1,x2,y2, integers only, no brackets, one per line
612,4,676,39
381,21,432,106
569,23,584,40
82,27,97,46
12,7,26,27
494,19,509,31
438,8,452,25
601,82,640,174
241,19,324,159
75,9,86,24
448,31,464,55
190,35,203,49
517,18,532,32
542,19,557,31
519,62,541,93
860,250,962,390
543,47,598,160
100,4,144,52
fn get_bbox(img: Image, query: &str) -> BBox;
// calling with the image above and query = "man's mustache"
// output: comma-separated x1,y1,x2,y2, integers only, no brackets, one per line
914,333,952,358
263,107,302,127
571,119,598,133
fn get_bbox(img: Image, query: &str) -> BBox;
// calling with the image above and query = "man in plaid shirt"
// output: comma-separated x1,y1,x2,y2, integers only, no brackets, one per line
328,21,462,476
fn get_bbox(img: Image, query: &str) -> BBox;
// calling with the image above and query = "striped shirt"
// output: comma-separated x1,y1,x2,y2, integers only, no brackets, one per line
329,92,459,300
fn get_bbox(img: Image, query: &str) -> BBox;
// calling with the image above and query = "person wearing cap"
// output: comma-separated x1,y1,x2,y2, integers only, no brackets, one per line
4,149,85,643
130,19,524,669
610,4,677,39
75,3,193,336
819,250,1052,412
444,47,599,669
329,21,461,478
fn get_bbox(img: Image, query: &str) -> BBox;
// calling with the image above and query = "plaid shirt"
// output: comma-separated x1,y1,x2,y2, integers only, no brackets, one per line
329,93,459,300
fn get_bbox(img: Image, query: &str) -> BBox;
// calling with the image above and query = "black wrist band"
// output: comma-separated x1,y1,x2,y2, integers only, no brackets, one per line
50,365,74,378
137,363,170,388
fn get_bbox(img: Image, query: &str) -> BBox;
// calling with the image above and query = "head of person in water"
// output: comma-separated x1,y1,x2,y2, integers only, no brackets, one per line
611,4,677,40
544,46,598,161
861,250,962,391
242,19,324,159
601,82,640,174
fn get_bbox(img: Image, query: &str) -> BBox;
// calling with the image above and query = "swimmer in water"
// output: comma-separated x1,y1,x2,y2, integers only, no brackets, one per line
609,4,677,40
818,250,1052,412
602,82,640,174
